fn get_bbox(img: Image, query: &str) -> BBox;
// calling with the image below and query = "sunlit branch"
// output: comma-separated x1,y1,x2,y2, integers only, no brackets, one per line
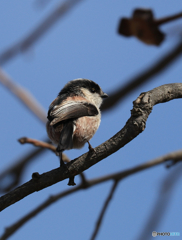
1,149,182,239
0,83,182,211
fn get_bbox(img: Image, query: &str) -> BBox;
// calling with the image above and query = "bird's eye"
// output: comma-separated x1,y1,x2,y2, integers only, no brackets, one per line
91,88,95,93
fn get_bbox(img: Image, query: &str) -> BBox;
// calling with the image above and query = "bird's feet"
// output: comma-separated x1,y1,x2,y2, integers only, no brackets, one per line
58,151,76,186
68,176,76,186
87,141,95,153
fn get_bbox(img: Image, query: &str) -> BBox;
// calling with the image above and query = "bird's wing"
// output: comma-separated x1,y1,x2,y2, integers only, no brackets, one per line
49,101,98,126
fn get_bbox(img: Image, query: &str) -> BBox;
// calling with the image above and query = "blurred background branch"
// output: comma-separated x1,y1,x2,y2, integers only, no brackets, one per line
1,149,182,239
90,180,118,240
0,0,83,65
102,40,182,111
137,164,182,240
1,82,182,211
1,2,182,239
1,40,182,193
0,68,47,123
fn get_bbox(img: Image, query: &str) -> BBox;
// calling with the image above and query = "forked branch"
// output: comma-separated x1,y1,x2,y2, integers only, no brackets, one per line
0,83,182,212
1,149,182,239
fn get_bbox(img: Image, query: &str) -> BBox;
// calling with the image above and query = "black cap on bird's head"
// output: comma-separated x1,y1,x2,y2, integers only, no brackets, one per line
59,78,108,99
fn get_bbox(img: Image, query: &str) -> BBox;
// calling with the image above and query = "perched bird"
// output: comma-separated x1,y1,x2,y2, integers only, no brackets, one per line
46,78,108,166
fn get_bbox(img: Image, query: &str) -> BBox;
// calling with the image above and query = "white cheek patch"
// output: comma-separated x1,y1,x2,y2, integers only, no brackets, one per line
81,88,103,108
93,93,102,108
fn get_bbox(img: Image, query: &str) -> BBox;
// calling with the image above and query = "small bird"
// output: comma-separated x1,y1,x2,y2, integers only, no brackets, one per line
46,78,108,166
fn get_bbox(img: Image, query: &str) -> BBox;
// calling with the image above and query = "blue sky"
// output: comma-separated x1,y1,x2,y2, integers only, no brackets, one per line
0,0,182,239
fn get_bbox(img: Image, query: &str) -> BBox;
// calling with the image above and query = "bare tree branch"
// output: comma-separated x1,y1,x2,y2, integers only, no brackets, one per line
0,68,47,123
0,66,73,190
101,41,182,111
18,137,70,163
1,40,182,191
90,181,118,240
0,83,182,211
137,164,182,240
155,12,182,26
0,185,81,240
1,148,182,239
0,148,45,193
18,137,56,153
0,136,68,193
0,0,83,65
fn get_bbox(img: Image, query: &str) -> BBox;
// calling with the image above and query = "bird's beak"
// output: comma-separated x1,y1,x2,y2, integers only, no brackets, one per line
101,92,108,98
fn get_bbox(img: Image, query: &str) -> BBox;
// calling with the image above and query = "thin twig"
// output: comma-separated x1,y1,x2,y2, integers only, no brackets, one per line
90,181,118,240
18,137,84,184
0,0,83,65
18,137,56,153
1,149,182,239
18,137,85,184
0,148,45,193
155,12,182,26
0,137,69,193
0,68,47,123
18,137,70,163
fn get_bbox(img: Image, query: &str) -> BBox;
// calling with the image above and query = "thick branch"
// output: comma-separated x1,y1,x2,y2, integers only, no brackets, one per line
0,83,182,211
1,149,182,239
1,41,182,192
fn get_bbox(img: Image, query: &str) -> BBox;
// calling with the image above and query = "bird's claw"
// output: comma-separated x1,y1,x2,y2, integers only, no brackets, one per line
68,176,76,186
87,141,95,153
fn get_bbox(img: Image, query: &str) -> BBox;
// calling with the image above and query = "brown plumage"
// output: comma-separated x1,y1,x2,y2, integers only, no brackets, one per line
46,79,108,164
